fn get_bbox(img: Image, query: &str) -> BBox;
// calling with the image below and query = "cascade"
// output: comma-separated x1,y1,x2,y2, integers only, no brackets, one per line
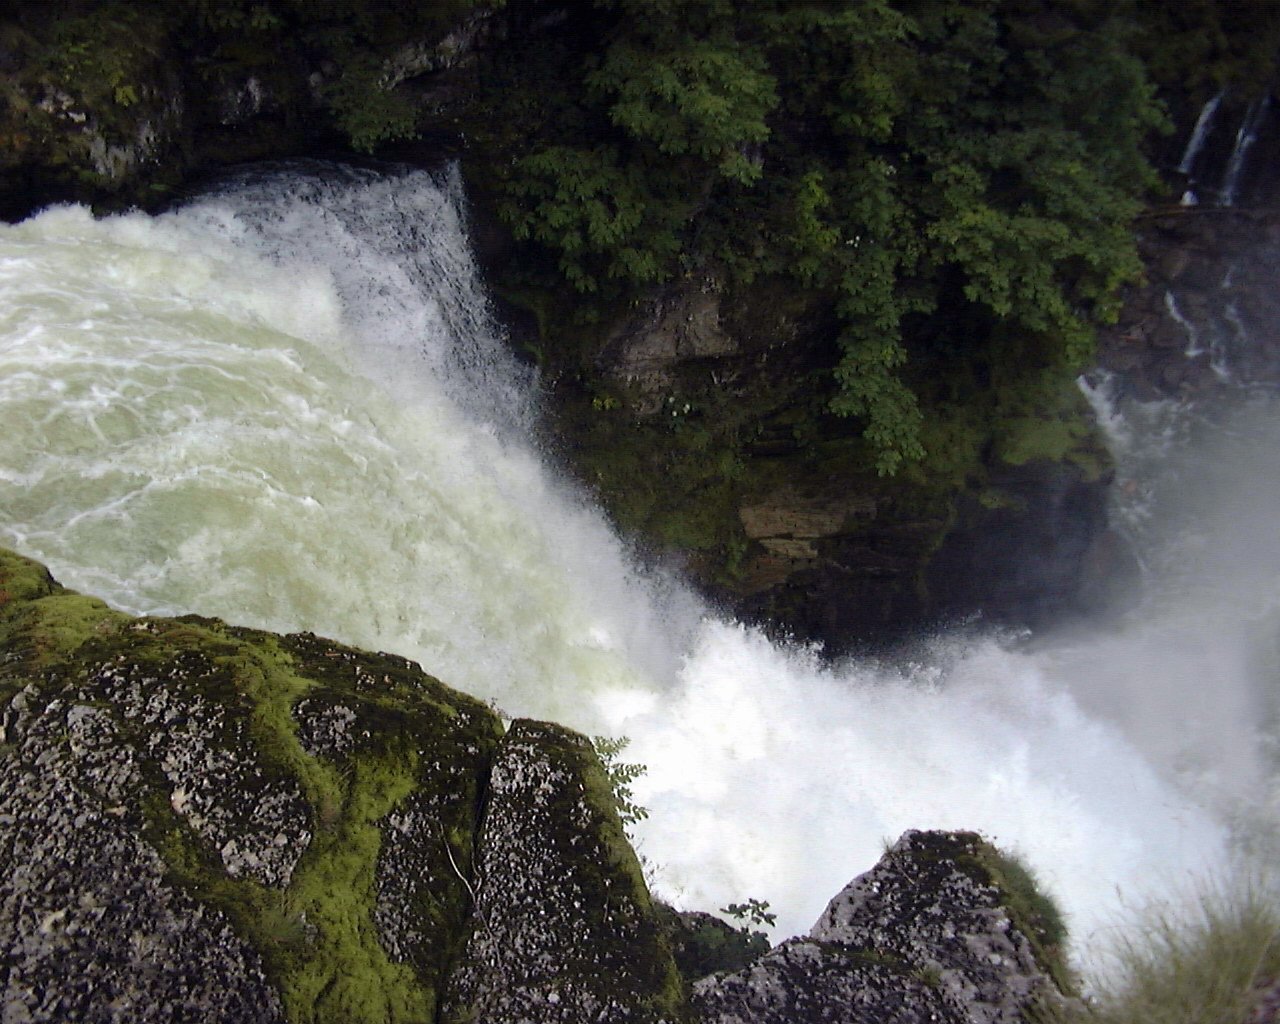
1221,97,1271,207
1178,91,1224,176
0,164,1274,974
1178,91,1225,205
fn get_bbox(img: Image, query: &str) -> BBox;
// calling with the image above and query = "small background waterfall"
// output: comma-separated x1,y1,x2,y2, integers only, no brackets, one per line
1,164,1275,975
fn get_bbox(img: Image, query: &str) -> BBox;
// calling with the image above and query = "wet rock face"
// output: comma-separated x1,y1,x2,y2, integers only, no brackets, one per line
1098,211,1280,400
925,459,1113,633
596,272,743,412
694,830,1070,1024
441,720,686,1024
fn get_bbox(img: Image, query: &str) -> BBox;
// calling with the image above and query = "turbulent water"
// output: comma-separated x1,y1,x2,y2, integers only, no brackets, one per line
1,164,1275,973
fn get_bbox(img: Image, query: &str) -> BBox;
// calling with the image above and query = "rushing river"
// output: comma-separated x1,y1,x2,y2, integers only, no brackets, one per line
0,164,1274,973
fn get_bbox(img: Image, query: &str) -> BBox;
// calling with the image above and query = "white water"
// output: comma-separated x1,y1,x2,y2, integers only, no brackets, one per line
1,166,1273,972
1178,91,1224,177
1222,96,1271,207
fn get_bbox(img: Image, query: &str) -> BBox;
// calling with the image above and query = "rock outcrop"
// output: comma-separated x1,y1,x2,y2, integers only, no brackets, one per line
1,547,1071,1022
694,831,1072,1024
0,548,503,1023
1097,209,1280,401
441,721,685,1023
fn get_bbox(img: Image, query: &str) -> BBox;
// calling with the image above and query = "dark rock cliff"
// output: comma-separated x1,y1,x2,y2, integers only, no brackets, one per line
1097,208,1280,401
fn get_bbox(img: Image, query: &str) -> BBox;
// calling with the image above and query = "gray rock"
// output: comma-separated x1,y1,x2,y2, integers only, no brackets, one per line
694,830,1070,1024
0,549,502,1024
1,688,285,1024
1,550,1081,1024
441,720,687,1024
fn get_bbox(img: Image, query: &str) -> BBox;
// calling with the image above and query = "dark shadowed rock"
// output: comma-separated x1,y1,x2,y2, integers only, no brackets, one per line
655,905,770,984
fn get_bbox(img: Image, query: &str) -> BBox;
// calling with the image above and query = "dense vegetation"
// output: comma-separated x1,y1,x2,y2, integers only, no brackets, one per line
479,0,1171,474
5,0,1277,472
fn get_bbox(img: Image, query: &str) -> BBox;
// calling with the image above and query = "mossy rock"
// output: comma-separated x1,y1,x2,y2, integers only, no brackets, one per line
441,719,691,1023
695,829,1075,1024
0,547,503,1024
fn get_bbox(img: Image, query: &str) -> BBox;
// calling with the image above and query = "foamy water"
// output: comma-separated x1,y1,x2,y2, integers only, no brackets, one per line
1,165,1272,968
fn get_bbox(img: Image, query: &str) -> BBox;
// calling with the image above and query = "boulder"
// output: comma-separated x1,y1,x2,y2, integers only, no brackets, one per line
440,720,687,1023
0,547,502,1024
693,830,1073,1024
1,550,1075,1023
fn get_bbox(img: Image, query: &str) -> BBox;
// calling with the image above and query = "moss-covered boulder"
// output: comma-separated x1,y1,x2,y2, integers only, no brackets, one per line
441,719,688,1023
0,547,703,1023
2,549,1079,1023
0,547,506,1018
0,548,506,1023
692,830,1074,1024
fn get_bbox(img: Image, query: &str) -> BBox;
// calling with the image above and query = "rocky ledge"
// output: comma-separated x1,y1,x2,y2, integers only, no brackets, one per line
0,547,1070,1023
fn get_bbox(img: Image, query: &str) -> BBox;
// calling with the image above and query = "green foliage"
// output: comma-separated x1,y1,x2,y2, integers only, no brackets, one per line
721,898,776,930
492,0,1167,475
501,146,678,292
190,1,283,33
655,903,770,982
830,335,925,476
323,52,420,153
586,35,776,185
592,735,650,830
187,0,485,152
36,5,166,123
1107,0,1280,102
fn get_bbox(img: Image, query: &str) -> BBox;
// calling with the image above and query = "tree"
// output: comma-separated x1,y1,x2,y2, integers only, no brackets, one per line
493,0,1168,473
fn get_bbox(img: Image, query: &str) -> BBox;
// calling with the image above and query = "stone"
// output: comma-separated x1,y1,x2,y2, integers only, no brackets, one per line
1,550,1083,1024
597,273,738,406
0,548,502,1024
440,720,687,1024
693,830,1072,1024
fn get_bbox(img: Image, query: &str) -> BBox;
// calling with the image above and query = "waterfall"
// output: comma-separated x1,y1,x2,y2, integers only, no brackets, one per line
0,164,1273,973
1178,91,1224,176
1178,91,1225,204
1221,96,1271,207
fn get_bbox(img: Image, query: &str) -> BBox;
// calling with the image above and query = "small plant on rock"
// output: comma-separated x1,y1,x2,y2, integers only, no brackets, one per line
592,735,649,831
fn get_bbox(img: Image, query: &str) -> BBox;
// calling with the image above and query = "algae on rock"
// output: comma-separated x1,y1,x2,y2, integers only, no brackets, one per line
0,547,502,1024
1,549,1080,1024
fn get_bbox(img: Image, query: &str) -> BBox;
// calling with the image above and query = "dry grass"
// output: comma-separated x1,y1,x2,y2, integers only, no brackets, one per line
1053,880,1280,1024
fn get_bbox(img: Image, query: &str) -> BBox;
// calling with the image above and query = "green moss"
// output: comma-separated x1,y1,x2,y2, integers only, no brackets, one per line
0,547,503,1024
578,738,655,889
0,550,58,605
955,836,1075,995
989,374,1111,482
278,752,427,1024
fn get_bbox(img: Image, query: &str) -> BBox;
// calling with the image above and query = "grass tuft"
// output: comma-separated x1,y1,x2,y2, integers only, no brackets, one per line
1051,879,1280,1024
